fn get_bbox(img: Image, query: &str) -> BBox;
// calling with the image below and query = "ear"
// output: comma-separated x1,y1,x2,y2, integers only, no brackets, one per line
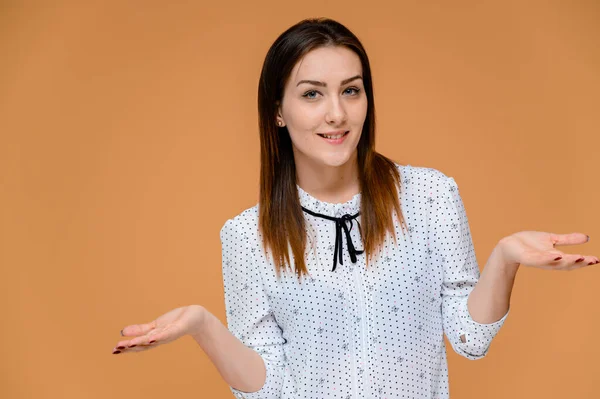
275,100,285,126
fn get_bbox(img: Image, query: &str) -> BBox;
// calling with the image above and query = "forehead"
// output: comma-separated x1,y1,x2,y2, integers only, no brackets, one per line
290,46,363,83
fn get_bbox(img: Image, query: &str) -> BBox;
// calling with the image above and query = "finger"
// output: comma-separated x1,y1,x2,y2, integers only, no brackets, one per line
127,329,170,347
121,320,157,337
113,340,131,350
522,251,564,268
112,336,162,354
565,259,599,271
551,232,590,247
565,255,599,266
553,255,599,270
547,251,566,263
587,257,600,266
114,331,159,350
112,344,155,354
114,338,145,349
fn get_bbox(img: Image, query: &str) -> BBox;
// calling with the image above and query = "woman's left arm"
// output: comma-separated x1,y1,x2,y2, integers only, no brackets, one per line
468,232,599,324
435,174,598,359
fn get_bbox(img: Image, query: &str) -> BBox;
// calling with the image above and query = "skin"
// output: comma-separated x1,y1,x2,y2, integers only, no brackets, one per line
276,45,367,203
467,232,598,327
111,47,599,361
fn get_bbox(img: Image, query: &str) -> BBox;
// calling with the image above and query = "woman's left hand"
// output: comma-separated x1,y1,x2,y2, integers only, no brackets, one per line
498,231,599,271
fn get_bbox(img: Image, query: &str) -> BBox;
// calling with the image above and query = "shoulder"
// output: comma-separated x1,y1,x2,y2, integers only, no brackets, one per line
219,204,260,243
393,162,454,198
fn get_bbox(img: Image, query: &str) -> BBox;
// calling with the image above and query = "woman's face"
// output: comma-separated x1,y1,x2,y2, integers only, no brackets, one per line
276,45,368,169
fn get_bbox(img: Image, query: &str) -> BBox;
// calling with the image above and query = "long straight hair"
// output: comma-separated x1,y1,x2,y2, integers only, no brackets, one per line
258,18,407,279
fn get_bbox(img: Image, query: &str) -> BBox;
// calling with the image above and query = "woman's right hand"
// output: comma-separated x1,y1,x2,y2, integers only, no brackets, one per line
112,304,207,354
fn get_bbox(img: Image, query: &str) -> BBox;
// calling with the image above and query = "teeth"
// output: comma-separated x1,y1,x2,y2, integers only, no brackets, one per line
322,132,346,139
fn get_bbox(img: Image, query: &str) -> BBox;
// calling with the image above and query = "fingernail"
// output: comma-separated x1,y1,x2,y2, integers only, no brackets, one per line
120,329,125,336
149,340,156,344
575,258,584,263
588,262,595,265
554,257,562,261
128,344,137,348
587,235,590,242
112,350,121,354
116,346,125,349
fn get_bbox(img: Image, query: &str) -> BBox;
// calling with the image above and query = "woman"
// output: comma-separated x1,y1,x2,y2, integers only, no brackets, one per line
111,18,598,398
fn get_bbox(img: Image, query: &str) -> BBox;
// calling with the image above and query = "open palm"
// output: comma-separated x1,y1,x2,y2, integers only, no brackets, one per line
500,231,598,271
112,305,206,354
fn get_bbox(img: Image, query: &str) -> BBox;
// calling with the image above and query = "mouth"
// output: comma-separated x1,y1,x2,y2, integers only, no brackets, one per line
317,131,349,144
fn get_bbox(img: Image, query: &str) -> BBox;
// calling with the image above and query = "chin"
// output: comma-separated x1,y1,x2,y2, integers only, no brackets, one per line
318,153,355,168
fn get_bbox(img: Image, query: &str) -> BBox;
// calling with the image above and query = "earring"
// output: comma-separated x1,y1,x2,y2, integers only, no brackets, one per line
277,121,283,127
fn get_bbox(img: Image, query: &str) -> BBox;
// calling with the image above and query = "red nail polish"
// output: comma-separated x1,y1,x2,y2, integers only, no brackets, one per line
112,350,121,354
575,258,584,263
128,344,137,348
554,257,562,261
149,340,156,344
117,346,125,349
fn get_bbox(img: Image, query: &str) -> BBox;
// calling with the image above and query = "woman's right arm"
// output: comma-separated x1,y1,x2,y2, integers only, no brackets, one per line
216,216,291,398
112,216,291,398
112,303,266,394
190,308,267,393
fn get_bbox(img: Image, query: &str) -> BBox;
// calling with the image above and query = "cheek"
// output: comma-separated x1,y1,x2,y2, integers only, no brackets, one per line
285,106,322,140
350,99,368,122
286,103,321,128
286,122,316,150
288,130,317,152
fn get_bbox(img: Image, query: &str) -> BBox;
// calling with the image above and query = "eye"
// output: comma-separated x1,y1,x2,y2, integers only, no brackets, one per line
302,90,320,99
301,87,361,99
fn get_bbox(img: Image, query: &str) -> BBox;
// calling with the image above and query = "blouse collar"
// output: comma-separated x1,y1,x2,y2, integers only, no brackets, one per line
297,184,361,218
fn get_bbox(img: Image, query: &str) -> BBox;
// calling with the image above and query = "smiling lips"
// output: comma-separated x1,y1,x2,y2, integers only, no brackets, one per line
317,130,349,144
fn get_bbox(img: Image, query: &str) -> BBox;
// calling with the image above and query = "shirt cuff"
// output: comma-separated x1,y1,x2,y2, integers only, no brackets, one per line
457,298,509,350
458,298,509,329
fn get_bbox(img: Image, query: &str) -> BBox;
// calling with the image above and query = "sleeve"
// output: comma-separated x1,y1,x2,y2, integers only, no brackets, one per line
220,217,290,398
434,175,509,360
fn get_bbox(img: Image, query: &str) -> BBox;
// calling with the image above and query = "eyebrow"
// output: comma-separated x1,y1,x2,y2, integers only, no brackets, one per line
296,75,363,87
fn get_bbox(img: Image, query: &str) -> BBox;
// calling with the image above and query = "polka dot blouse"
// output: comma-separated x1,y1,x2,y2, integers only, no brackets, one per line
220,163,509,398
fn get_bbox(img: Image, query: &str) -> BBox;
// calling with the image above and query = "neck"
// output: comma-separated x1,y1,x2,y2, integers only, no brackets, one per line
294,152,360,204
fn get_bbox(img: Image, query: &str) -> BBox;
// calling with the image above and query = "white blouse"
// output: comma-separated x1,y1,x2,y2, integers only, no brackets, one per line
220,163,509,399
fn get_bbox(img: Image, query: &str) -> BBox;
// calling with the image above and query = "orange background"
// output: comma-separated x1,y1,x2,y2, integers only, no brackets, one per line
1,1,599,398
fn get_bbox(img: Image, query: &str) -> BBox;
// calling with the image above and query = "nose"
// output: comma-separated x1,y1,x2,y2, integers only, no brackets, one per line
325,96,347,125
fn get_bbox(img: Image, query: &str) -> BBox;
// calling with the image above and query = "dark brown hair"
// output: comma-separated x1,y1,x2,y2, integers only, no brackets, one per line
258,17,407,279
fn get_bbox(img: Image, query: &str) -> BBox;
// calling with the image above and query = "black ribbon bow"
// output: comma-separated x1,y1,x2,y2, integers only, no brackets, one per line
301,206,365,272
